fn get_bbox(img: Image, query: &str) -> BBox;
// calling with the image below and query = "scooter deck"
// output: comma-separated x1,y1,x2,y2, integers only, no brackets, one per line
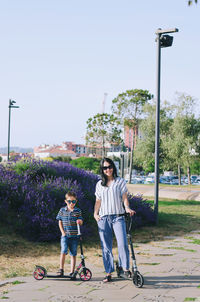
45,274,75,278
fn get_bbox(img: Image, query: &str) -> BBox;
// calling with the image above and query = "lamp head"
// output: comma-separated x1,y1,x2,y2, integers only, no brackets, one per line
10,99,16,105
160,35,173,48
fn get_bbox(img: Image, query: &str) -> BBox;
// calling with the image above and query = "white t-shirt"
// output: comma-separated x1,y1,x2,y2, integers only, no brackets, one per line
95,177,128,217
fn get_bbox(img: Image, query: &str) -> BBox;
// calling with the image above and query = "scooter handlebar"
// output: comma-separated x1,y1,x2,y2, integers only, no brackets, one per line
77,223,81,236
125,213,133,234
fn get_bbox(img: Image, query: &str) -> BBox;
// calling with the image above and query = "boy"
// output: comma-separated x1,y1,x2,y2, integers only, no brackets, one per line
56,191,83,277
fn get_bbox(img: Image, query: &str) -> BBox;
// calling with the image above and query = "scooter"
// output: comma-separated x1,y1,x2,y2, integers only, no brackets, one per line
116,214,144,288
33,225,92,281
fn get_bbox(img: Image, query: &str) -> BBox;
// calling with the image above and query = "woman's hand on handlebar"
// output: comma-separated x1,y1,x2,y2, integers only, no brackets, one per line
125,207,136,217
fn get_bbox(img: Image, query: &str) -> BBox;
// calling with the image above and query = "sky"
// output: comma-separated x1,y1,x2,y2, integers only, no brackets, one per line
0,0,199,148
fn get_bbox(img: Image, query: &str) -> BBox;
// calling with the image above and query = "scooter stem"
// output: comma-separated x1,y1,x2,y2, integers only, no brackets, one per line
77,224,81,235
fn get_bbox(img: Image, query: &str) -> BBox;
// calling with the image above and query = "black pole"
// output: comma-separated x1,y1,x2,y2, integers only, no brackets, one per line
154,33,161,224
7,99,12,161
7,99,19,161
121,153,124,178
153,27,178,224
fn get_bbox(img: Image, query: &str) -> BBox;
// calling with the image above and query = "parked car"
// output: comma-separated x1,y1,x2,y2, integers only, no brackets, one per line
144,176,154,184
191,175,198,183
159,176,171,184
193,177,200,185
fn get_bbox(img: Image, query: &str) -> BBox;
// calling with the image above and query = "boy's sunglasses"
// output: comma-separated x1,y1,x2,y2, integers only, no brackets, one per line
65,200,76,204
102,165,113,170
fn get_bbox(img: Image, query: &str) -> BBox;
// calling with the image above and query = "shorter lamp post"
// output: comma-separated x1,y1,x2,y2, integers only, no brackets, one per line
154,28,178,224
7,99,19,161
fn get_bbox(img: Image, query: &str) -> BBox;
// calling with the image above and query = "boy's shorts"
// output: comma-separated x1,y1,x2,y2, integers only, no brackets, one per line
61,236,78,256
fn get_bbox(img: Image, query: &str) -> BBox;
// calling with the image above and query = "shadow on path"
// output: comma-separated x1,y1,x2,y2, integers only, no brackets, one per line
144,275,200,289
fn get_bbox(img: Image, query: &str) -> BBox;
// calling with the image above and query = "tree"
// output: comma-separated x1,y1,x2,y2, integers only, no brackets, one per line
180,116,200,183
86,113,122,157
163,116,186,184
188,0,198,5
134,101,173,174
134,103,156,174
70,157,101,174
51,156,72,163
112,89,153,182
162,93,200,184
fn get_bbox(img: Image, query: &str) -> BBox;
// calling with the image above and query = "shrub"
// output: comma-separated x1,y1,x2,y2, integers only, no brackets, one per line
70,157,101,174
128,194,155,227
0,159,155,242
52,156,72,163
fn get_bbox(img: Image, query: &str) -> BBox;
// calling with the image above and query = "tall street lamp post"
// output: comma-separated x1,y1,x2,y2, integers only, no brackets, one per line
154,28,179,224
8,99,19,161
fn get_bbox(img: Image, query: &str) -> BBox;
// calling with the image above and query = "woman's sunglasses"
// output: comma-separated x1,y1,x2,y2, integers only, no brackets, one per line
65,200,76,204
102,165,113,171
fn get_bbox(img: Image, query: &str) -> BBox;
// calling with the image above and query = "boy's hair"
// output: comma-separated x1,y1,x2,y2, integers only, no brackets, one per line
66,191,77,199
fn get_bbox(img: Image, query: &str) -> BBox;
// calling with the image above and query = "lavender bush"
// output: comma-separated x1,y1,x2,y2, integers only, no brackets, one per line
0,160,155,242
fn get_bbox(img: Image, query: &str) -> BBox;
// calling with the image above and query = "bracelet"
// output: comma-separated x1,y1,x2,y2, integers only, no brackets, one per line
125,206,130,210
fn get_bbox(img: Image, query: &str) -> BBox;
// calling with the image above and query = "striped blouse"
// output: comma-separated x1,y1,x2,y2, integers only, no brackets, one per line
56,206,82,237
95,177,128,217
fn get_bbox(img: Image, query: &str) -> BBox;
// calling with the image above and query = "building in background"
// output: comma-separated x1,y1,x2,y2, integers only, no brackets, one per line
34,144,76,159
124,122,142,150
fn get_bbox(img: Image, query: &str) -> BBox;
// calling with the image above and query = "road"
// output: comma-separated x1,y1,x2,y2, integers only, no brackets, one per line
127,184,200,201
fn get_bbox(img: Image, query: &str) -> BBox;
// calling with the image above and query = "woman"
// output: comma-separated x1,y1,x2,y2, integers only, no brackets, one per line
94,157,135,283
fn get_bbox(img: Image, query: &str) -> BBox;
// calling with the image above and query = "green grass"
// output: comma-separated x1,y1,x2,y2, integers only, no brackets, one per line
166,247,197,252
0,197,200,279
132,198,200,243
138,183,200,189
189,239,200,245
11,281,24,285
140,262,160,265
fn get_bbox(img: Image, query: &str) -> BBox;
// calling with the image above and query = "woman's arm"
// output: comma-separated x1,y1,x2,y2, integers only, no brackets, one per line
94,199,101,222
122,192,136,216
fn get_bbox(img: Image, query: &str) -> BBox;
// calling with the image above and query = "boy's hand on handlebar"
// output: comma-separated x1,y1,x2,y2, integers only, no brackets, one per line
76,219,83,225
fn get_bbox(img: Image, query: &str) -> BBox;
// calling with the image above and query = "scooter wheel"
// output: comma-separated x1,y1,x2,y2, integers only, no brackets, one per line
133,271,144,288
79,268,92,281
33,267,45,280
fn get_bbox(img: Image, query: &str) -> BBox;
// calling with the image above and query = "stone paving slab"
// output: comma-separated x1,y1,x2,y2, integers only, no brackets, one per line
1,231,200,302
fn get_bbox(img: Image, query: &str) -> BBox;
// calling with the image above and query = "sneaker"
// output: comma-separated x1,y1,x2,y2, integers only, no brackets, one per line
119,270,132,279
57,269,64,276
103,274,112,283
69,272,76,280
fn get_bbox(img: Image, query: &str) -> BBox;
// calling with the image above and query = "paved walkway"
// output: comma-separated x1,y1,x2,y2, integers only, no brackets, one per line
127,184,200,201
1,230,200,302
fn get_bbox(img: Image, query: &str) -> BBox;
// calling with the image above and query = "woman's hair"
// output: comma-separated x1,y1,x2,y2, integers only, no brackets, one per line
100,157,118,186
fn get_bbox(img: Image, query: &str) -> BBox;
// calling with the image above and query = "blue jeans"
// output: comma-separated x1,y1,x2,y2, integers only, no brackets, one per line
61,236,78,256
97,215,129,274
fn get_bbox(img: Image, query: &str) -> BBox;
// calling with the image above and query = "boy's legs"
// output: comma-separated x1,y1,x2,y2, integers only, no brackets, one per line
58,236,69,274
60,253,66,270
69,238,78,274
70,256,76,274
